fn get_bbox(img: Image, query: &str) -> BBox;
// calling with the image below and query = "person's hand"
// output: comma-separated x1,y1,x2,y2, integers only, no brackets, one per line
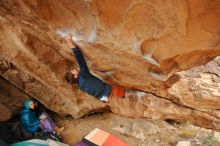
65,33,72,42
65,33,77,48
40,119,43,124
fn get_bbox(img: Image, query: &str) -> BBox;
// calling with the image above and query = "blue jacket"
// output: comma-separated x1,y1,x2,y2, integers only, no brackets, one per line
19,108,40,133
72,47,112,99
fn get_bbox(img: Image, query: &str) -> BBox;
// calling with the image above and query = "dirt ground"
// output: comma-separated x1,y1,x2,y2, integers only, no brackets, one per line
56,113,138,146
54,112,220,146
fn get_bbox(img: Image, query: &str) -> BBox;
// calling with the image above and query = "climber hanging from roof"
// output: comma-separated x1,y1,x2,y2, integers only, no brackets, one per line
64,34,125,103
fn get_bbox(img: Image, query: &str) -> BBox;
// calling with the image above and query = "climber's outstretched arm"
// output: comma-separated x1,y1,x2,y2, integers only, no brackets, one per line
65,34,90,75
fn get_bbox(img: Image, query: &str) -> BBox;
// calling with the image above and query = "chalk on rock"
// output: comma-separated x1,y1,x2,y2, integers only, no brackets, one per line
56,28,84,42
56,27,97,43
143,54,159,66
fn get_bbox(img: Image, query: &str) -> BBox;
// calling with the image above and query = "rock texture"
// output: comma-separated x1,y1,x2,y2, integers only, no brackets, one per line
0,76,28,121
176,141,192,146
59,113,220,145
0,0,220,131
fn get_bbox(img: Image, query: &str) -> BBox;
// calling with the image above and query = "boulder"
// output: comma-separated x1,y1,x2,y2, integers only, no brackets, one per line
0,0,220,131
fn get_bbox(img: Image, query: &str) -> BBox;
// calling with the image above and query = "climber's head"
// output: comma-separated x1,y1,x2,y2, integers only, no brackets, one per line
24,99,35,110
65,69,78,84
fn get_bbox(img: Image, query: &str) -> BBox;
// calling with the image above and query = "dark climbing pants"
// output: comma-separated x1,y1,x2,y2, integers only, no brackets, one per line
0,121,33,144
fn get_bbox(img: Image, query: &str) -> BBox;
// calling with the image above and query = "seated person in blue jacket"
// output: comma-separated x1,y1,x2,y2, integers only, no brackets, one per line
19,99,64,136
64,34,125,103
